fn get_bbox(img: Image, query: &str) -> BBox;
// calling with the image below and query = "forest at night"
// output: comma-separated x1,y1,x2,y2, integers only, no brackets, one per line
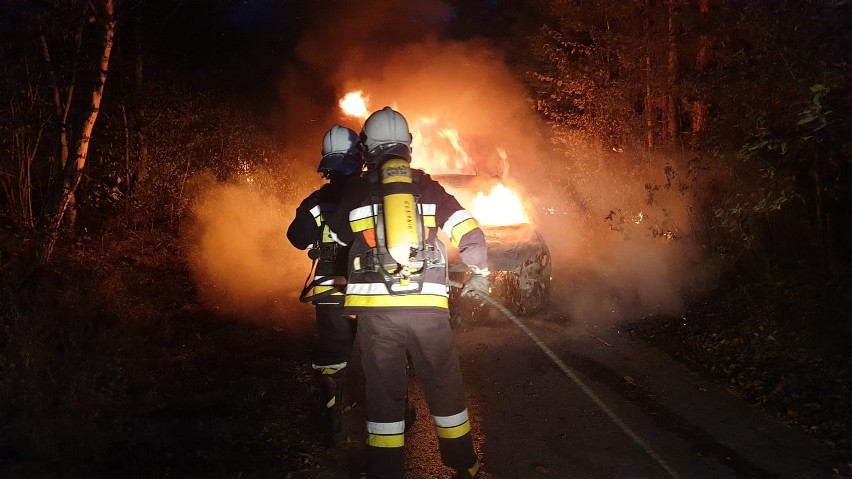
1,1,851,478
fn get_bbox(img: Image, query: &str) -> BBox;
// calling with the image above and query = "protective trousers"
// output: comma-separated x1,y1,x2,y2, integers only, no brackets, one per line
359,310,476,479
313,303,357,370
313,304,357,443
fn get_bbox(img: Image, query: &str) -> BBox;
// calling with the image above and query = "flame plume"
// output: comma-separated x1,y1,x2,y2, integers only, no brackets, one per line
338,89,531,227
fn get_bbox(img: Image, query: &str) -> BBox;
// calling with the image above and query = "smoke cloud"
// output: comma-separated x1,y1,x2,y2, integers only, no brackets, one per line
184,0,714,325
182,170,317,326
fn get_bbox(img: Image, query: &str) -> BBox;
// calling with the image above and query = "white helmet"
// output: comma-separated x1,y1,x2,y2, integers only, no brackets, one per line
361,107,413,163
318,125,363,177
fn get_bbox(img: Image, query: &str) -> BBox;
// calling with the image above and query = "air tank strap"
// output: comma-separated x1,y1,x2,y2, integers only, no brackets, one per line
299,275,345,303
352,206,445,295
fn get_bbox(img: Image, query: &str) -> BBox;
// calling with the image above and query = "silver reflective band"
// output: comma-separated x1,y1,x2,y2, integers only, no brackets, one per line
347,282,448,296
442,209,474,237
418,203,436,215
433,409,469,428
349,205,376,221
367,420,406,434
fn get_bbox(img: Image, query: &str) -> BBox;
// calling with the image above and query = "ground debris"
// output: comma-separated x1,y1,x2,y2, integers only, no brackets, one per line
628,278,852,465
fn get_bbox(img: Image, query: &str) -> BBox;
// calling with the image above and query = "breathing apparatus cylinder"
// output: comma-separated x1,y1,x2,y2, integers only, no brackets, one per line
380,158,419,273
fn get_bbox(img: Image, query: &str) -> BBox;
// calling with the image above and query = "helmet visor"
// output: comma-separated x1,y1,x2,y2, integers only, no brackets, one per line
318,153,361,176
365,142,412,164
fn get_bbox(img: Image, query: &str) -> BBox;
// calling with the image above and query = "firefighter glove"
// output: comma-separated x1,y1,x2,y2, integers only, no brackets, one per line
461,271,491,300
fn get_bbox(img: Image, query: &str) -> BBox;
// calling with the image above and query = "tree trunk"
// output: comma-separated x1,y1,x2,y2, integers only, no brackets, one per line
39,16,83,233
38,22,81,173
134,16,144,91
42,0,116,263
665,0,679,140
691,0,711,143
22,124,42,228
644,0,654,151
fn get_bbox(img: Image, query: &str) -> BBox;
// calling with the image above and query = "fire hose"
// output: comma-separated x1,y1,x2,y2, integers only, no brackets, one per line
449,279,682,479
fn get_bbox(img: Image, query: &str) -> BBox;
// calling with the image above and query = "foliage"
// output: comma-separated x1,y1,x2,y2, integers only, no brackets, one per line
79,77,299,236
0,1,306,252
525,1,852,280
525,12,646,152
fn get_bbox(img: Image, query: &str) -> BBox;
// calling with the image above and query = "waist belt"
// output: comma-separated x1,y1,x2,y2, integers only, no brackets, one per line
353,246,445,295
315,242,340,261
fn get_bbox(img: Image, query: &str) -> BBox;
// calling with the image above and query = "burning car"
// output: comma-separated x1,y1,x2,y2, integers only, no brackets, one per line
437,174,552,316
337,90,551,315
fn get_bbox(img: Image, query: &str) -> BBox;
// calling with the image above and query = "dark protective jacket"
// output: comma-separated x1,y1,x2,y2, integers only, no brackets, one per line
327,167,488,313
286,180,350,304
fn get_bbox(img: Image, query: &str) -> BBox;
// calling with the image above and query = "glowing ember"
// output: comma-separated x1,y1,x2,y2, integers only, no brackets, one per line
339,90,370,119
472,183,530,226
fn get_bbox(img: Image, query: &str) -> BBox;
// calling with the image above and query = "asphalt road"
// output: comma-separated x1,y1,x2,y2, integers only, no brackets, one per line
310,307,844,479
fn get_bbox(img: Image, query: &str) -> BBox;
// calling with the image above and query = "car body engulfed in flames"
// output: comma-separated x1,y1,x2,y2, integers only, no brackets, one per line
435,174,552,317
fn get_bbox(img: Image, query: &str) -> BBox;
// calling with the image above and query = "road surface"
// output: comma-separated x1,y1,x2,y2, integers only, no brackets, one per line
308,308,843,478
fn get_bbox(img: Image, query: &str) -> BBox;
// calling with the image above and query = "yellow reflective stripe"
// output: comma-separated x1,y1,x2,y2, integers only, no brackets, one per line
318,366,346,374
313,285,344,296
351,216,375,232
443,209,477,246
350,205,377,232
417,204,436,227
443,209,471,231
326,396,336,408
313,276,345,296
368,433,405,448
345,294,449,309
435,420,471,439
450,218,480,247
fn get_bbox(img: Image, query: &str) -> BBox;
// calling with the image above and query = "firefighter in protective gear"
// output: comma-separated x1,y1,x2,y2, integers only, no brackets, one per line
328,107,486,479
286,124,363,445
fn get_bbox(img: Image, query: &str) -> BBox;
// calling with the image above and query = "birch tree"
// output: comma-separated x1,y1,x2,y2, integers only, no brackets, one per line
42,0,116,263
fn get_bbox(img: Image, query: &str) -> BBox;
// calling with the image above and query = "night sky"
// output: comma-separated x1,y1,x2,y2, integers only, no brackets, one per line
144,0,535,106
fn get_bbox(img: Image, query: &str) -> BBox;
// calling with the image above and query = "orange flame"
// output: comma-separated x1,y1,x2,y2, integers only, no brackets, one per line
339,90,370,119
337,90,531,226
471,182,530,226
410,117,476,176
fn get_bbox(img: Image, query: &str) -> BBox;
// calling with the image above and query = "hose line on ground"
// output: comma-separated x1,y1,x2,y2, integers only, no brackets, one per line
450,280,681,479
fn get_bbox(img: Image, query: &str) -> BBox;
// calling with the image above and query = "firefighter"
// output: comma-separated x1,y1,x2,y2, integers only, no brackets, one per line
286,124,363,445
328,107,490,479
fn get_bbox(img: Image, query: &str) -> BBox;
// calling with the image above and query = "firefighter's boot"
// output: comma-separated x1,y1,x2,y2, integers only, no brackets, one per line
455,459,482,479
316,370,344,446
